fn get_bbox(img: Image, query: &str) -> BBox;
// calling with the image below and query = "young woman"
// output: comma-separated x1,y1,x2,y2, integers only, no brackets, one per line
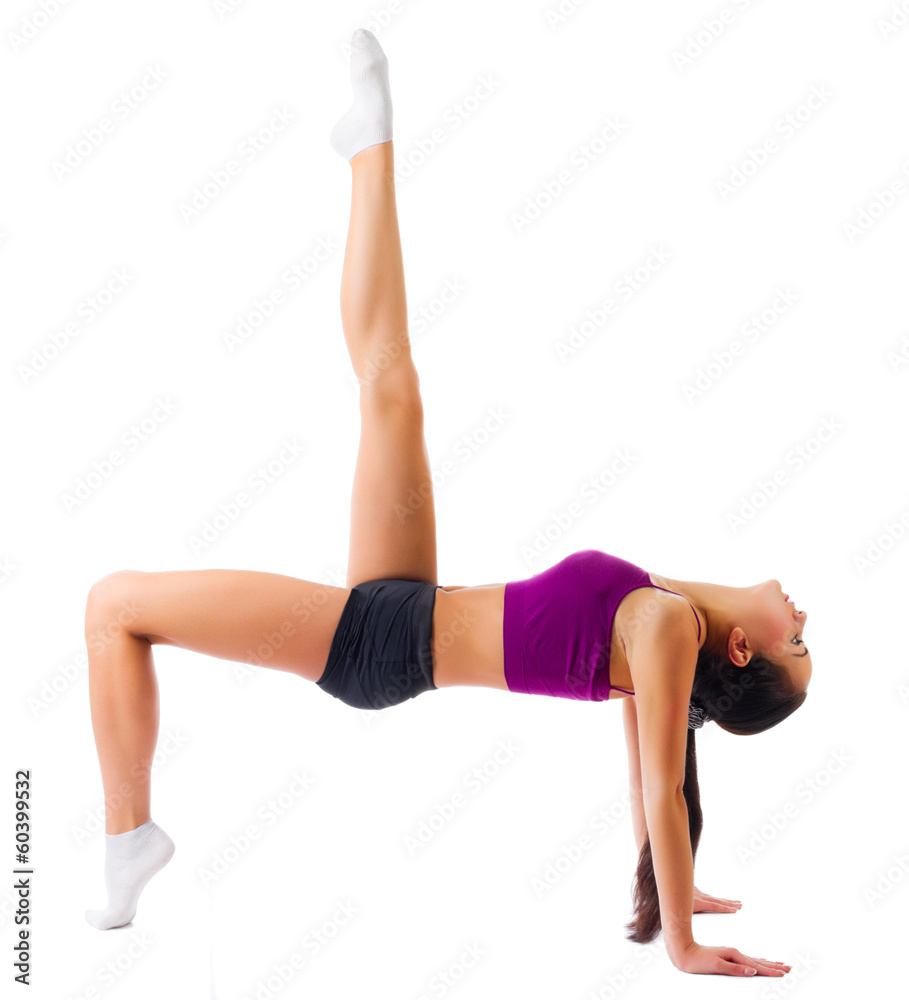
84,29,809,979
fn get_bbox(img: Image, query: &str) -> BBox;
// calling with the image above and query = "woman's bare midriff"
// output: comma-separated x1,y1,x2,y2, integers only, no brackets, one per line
430,571,696,697
431,583,509,691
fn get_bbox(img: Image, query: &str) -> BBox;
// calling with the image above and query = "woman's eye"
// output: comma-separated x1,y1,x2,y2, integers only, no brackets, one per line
792,634,803,645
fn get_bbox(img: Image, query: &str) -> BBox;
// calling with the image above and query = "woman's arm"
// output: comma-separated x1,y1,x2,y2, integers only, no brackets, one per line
630,605,698,965
625,695,728,913
644,789,696,965
630,604,780,976
622,696,648,855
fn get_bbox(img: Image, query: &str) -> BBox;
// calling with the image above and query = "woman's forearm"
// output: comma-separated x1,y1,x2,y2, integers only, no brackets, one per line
642,787,695,965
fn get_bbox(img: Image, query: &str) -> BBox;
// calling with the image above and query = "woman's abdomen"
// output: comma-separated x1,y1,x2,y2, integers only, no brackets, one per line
431,583,508,690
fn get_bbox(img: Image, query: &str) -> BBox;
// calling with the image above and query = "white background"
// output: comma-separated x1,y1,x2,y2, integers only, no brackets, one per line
3,0,908,996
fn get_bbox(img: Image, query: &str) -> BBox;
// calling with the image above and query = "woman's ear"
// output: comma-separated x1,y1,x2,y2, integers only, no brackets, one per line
726,626,751,667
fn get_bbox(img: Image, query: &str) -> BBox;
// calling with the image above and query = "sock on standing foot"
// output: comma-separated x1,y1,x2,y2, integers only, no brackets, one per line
85,818,175,930
330,28,393,160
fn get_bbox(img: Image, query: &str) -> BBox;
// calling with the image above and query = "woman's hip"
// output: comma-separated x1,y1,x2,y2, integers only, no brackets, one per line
316,578,440,710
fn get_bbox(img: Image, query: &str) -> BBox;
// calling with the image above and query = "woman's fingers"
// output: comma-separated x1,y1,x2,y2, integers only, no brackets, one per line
695,892,742,907
725,949,789,976
751,955,791,970
694,892,742,912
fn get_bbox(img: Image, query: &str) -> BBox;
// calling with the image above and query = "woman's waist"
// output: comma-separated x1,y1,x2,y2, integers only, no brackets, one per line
431,583,507,689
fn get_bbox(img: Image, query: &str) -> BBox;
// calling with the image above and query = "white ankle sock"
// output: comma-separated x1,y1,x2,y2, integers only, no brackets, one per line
330,28,393,160
85,818,175,930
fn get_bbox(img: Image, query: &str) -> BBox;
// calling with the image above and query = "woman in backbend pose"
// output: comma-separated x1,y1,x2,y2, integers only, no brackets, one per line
84,29,809,979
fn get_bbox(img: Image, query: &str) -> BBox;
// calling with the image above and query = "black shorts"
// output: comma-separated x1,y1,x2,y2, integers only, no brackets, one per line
316,578,441,710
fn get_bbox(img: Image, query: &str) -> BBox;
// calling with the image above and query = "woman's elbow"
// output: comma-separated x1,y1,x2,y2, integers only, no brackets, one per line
642,782,686,802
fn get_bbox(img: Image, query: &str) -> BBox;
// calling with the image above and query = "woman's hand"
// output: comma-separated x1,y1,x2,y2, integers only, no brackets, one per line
692,885,742,914
675,942,791,977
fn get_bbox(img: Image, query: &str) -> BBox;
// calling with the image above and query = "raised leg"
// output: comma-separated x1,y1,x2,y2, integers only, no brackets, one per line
330,30,439,588
340,139,439,589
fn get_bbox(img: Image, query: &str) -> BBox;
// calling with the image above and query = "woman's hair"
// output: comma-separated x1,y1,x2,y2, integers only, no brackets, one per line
625,645,807,944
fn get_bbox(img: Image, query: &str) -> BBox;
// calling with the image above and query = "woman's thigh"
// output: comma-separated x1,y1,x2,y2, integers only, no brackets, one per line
347,364,438,589
85,568,351,682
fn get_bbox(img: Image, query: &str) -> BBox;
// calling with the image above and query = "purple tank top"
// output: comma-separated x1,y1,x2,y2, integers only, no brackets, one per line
502,549,701,701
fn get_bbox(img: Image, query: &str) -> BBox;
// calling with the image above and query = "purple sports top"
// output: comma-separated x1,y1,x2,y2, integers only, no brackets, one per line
502,549,702,701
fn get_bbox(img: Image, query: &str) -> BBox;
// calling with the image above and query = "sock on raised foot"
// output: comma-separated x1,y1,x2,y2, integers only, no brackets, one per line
330,28,393,160
85,818,175,930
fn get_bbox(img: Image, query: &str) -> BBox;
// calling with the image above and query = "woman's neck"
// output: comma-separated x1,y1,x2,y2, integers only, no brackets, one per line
651,574,743,657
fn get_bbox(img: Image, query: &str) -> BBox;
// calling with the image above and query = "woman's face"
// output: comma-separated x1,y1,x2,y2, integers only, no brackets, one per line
744,580,811,692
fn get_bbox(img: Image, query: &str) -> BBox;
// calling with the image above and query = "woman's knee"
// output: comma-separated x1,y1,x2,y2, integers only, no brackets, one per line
358,357,423,416
85,570,145,643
